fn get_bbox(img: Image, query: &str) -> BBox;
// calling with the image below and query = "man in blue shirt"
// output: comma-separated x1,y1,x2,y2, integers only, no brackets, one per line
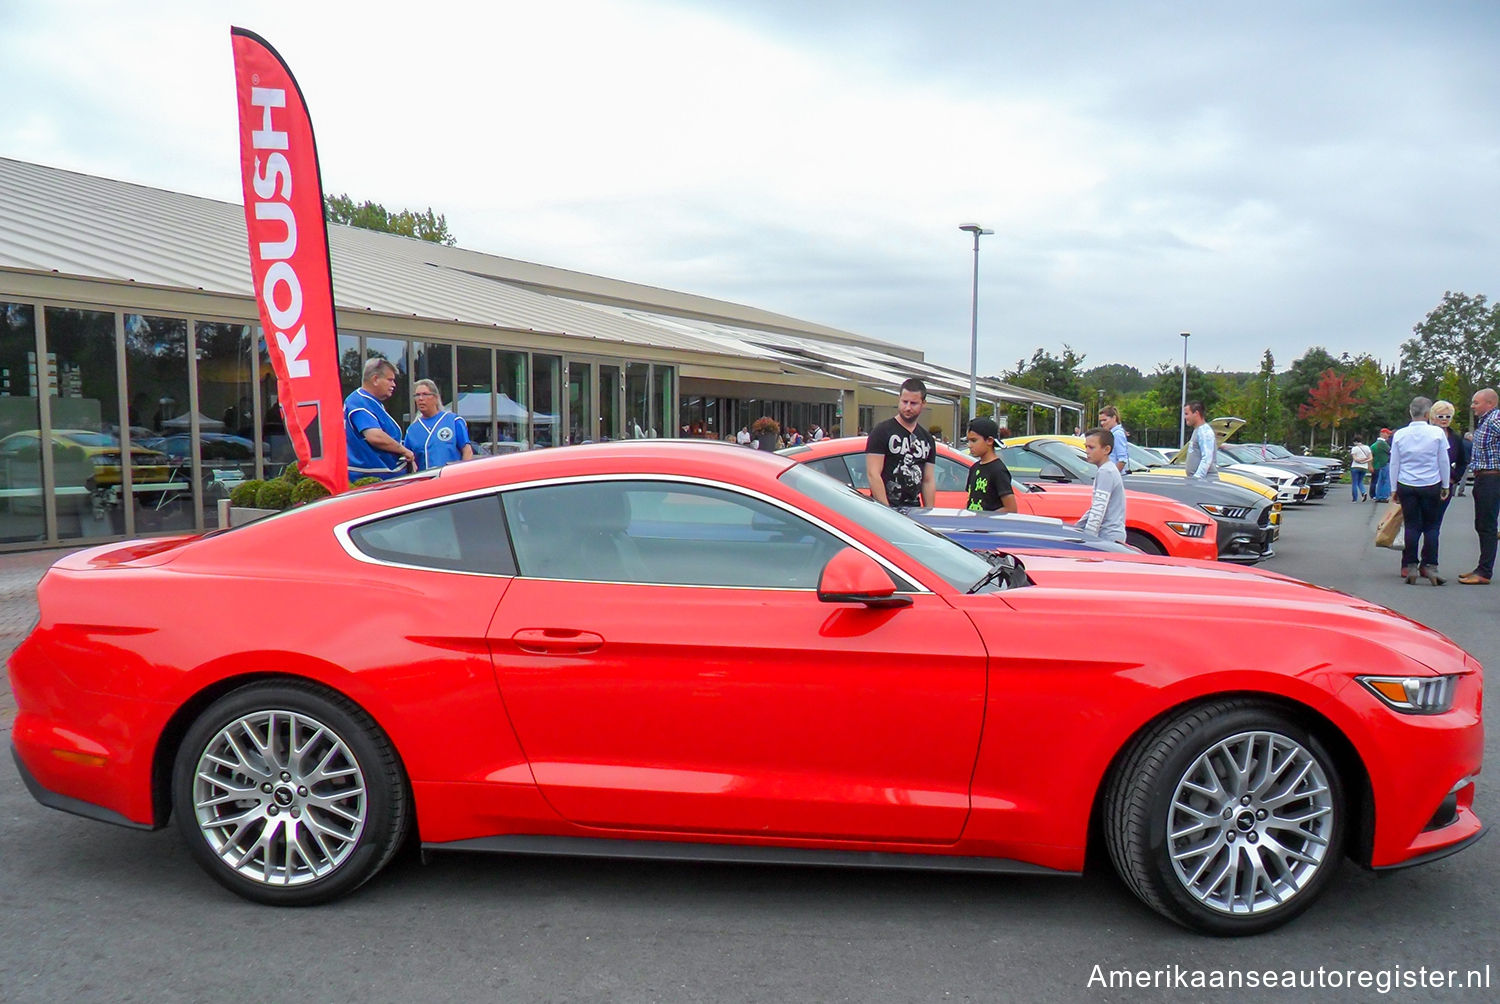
404,379,474,470
344,357,414,483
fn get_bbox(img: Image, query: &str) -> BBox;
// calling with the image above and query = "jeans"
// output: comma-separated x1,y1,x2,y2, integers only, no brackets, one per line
1373,466,1391,501
1397,483,1447,571
1350,468,1367,500
1474,472,1500,578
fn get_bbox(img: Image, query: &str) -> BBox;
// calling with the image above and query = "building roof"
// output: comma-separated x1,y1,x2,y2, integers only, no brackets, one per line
0,157,1081,410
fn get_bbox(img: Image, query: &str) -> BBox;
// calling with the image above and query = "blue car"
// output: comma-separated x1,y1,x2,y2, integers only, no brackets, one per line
906,508,1139,555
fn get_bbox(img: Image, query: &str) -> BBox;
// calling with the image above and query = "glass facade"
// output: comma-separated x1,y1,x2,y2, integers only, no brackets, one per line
0,300,688,550
0,303,44,543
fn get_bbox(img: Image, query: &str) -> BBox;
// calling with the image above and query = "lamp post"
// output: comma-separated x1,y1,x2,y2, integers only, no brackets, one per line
959,224,993,423
1178,331,1191,446
1096,388,1104,428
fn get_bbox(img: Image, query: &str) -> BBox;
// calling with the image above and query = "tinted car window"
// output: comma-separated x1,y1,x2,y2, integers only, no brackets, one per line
502,480,846,588
935,455,968,491
349,495,515,575
804,456,853,486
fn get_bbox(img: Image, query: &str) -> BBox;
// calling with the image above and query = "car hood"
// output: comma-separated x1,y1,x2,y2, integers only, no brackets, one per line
1115,472,1268,506
1005,553,1472,673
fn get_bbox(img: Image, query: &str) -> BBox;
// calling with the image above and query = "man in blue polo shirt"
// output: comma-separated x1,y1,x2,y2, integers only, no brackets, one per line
344,357,414,483
404,379,474,470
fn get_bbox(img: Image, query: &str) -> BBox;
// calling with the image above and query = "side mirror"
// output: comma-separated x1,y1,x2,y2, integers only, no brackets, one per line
1038,462,1069,481
817,548,912,609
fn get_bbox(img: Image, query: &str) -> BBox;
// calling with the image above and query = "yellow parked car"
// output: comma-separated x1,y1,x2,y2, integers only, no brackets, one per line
0,429,171,487
1004,433,1280,503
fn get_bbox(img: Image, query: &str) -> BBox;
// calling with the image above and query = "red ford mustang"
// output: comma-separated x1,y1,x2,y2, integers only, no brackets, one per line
8,442,1483,934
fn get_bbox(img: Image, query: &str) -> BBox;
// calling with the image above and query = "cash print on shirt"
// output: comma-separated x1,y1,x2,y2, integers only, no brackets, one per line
867,417,935,507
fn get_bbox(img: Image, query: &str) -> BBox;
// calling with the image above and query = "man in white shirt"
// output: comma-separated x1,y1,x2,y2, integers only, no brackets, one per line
1390,396,1452,584
1182,401,1218,480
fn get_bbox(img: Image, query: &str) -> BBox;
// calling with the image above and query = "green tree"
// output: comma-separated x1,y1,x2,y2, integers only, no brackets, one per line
1004,345,1085,431
1401,291,1500,412
1152,363,1221,419
1081,363,1150,396
324,193,457,246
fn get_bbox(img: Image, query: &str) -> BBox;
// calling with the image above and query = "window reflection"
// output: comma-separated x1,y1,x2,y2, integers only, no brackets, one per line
124,314,194,533
497,350,527,452
567,362,591,445
45,306,124,540
195,321,257,525
456,345,493,453
626,362,649,438
599,364,620,442
532,354,561,449
0,303,45,542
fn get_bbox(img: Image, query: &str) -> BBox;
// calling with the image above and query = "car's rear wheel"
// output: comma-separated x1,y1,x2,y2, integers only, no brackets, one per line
172,681,409,905
1105,699,1345,935
1124,529,1165,555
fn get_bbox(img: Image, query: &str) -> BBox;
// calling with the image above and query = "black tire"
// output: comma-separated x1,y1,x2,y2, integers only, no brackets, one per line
1104,699,1346,935
172,680,410,906
1124,529,1166,555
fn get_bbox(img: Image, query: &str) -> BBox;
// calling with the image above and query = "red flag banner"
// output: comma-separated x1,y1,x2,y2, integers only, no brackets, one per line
230,27,347,491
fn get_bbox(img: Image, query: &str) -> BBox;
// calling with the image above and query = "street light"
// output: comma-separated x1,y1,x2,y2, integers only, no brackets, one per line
959,224,993,423
1178,331,1191,446
1097,388,1105,427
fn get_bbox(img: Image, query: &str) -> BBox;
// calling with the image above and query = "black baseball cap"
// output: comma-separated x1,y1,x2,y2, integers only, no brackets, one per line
967,417,999,440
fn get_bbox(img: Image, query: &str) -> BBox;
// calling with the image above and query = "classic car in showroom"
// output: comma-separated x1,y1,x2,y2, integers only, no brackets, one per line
8,442,1483,935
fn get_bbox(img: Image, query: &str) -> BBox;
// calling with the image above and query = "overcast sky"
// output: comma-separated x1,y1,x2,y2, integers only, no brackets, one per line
3,0,1497,377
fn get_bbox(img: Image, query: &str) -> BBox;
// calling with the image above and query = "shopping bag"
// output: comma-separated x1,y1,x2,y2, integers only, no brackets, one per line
1374,499,1404,549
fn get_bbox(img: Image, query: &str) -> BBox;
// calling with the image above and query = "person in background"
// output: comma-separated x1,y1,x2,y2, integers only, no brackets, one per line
865,377,935,508
1349,435,1372,501
1099,405,1129,472
344,357,414,483
963,417,1017,513
403,379,473,471
1182,402,1218,481
1429,400,1466,520
1459,387,1500,585
736,426,751,446
1371,428,1393,502
1389,396,1450,585
1079,427,1127,542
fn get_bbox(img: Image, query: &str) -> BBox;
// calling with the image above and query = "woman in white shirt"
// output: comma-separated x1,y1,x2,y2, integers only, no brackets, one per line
1389,396,1452,584
1350,437,1372,501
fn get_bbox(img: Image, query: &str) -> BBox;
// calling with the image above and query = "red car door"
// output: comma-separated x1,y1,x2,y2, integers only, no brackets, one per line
486,478,988,844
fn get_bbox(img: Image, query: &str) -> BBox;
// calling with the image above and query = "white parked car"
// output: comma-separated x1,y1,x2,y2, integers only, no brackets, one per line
1128,444,1309,505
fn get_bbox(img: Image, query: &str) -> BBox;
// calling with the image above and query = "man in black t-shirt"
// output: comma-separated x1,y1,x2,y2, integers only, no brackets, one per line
963,416,1017,512
866,378,936,508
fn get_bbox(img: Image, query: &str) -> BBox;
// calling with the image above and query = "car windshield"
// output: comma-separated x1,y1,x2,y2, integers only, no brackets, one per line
1032,441,1101,480
59,431,118,447
780,464,1001,591
1218,444,1253,463
1262,444,1294,459
1126,443,1166,469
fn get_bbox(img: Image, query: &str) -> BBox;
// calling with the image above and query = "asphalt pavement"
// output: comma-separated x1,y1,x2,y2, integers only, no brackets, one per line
1,498,1496,1003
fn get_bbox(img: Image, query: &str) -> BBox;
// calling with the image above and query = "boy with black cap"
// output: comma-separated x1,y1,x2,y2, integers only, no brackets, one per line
963,417,1017,513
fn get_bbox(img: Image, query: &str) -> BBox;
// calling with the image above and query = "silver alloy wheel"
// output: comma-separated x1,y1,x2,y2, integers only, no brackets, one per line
1167,730,1335,915
191,709,368,887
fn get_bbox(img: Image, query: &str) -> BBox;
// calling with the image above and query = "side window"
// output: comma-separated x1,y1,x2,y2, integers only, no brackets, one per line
841,454,872,490
803,456,853,487
999,446,1042,477
348,495,514,575
502,480,847,588
934,455,969,492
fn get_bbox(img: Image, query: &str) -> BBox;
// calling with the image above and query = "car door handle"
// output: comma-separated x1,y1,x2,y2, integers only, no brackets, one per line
511,628,605,655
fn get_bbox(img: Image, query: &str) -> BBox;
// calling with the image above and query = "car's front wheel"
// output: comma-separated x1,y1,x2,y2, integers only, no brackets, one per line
1105,699,1345,935
172,681,410,905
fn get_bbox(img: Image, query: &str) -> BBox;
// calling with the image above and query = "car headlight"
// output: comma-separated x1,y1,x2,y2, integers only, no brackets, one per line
1357,674,1460,715
1164,520,1208,537
1198,503,1251,519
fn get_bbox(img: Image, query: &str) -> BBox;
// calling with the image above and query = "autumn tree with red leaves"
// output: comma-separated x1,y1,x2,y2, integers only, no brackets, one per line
1298,369,1364,449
